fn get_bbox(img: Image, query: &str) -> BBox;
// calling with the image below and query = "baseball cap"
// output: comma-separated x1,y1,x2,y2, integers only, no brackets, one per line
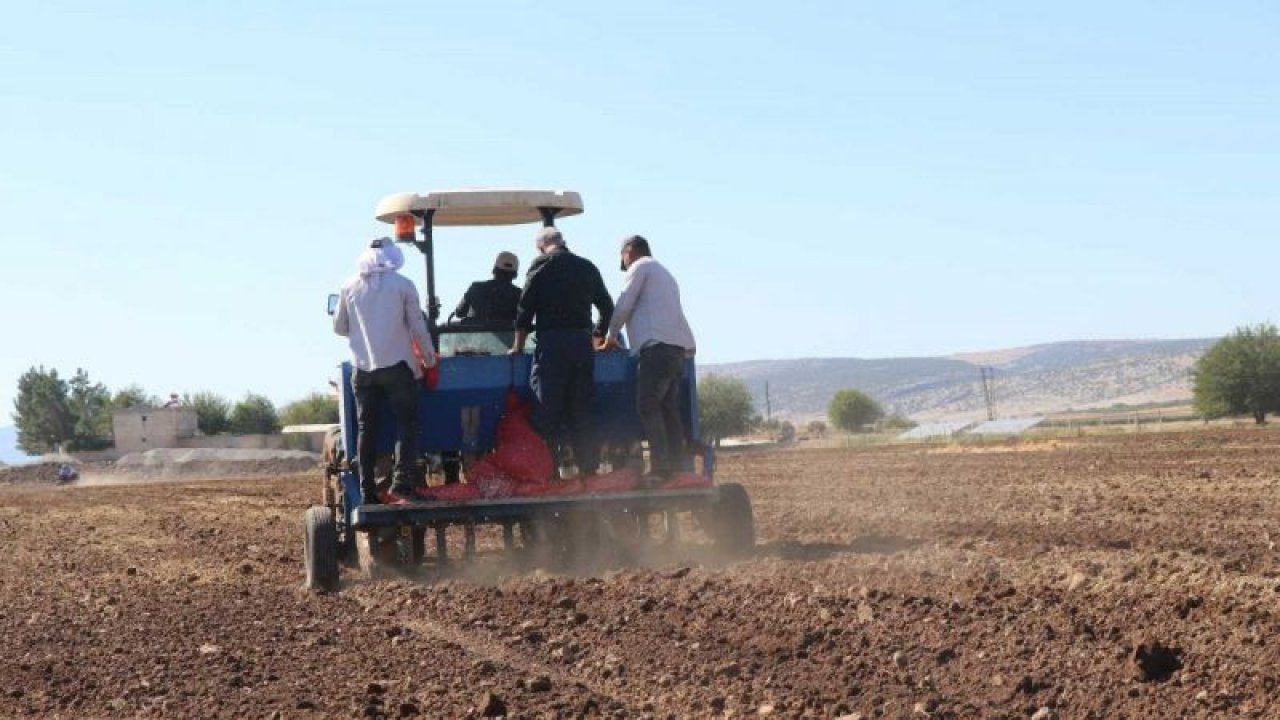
494,251,519,273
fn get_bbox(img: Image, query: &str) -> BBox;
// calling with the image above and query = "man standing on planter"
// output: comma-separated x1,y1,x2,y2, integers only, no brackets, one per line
510,227,614,478
604,235,697,485
333,237,437,502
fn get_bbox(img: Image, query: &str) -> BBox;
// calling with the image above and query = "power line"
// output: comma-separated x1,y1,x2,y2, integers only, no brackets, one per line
979,367,996,421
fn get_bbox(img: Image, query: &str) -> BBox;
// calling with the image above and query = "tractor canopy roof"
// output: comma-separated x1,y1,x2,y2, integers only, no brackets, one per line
375,189,584,227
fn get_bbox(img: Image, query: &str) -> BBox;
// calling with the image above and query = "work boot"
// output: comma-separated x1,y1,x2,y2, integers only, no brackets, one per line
389,461,423,494
388,483,419,503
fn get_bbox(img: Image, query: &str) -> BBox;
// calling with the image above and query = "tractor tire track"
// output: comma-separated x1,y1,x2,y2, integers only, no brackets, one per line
346,587,642,714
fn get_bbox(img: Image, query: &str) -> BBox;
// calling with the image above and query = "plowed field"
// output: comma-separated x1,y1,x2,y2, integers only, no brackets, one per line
4,429,1280,719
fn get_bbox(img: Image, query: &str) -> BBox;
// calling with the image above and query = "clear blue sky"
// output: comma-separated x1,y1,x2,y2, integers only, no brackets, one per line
2,1,1277,417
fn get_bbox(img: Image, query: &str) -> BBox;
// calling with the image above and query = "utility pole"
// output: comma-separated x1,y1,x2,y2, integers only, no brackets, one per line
979,367,996,421
765,381,772,421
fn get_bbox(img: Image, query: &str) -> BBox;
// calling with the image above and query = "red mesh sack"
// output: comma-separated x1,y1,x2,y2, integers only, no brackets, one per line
465,457,501,483
548,478,586,496
513,478,585,497
411,339,439,390
381,489,410,504
583,468,641,494
420,482,482,502
488,389,554,484
661,472,714,490
465,457,516,499
512,481,554,497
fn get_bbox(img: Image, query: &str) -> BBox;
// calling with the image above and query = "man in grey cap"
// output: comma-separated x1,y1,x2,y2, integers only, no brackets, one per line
511,227,614,477
453,251,522,331
604,235,696,483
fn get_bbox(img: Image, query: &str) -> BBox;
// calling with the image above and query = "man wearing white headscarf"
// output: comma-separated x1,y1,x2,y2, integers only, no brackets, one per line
334,237,437,502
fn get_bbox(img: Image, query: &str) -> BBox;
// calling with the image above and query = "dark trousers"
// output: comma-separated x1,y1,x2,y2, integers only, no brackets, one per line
636,343,688,477
531,329,599,474
352,361,420,494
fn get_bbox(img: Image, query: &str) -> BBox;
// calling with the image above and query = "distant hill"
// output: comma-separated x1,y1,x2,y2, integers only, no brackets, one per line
0,426,35,465
700,338,1215,422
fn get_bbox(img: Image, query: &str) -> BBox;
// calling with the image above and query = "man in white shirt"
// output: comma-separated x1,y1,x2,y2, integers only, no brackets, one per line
604,235,696,482
333,237,437,502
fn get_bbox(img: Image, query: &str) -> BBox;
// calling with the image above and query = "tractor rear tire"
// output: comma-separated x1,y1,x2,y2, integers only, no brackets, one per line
710,483,755,558
304,506,340,592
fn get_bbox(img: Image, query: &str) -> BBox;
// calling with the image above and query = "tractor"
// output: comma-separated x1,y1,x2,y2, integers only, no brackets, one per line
303,189,753,591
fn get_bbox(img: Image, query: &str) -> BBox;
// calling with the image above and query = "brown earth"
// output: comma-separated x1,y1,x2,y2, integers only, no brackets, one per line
3,429,1280,719
0,462,76,485
0,458,321,486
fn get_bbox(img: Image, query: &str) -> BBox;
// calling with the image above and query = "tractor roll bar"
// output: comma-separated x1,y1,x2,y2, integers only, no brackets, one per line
406,206,565,341
409,208,438,326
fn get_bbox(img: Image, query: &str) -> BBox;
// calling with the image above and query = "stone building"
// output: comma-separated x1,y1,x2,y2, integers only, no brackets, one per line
111,407,199,454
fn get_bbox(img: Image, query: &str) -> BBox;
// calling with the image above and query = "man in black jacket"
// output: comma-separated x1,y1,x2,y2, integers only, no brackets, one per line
453,251,522,328
510,227,613,476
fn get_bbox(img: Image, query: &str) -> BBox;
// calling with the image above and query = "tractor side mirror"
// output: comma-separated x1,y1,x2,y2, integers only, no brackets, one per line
326,293,339,316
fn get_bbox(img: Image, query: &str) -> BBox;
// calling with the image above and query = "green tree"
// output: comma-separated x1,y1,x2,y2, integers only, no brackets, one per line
776,420,796,444
280,392,339,426
806,420,828,437
828,389,885,433
698,375,755,447
11,366,112,453
882,414,917,431
67,369,112,450
756,417,781,434
185,391,231,435
229,393,281,435
1193,323,1280,424
111,384,158,410
12,366,74,454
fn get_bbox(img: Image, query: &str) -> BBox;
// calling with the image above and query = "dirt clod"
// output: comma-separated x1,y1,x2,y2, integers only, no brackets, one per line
1130,638,1183,682
528,674,552,692
478,691,507,717
716,660,741,678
